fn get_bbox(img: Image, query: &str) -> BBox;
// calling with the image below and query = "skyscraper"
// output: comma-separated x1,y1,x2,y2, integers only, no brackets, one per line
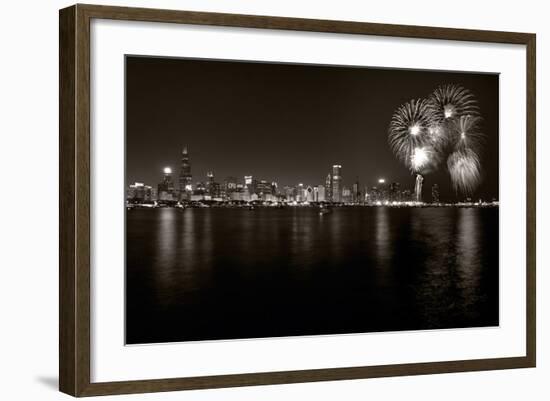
127,182,154,203
224,176,237,193
283,186,295,201
256,180,272,199
297,183,304,202
331,165,342,202
271,181,278,195
244,175,257,195
431,184,440,203
352,179,360,203
325,173,332,201
368,186,381,204
158,167,176,202
179,146,192,200
305,186,314,202
206,171,214,195
377,179,389,202
342,186,352,203
317,185,326,202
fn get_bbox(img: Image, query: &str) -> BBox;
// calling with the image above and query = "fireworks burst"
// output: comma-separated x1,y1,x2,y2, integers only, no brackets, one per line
411,146,438,173
387,84,485,197
450,114,484,153
447,149,481,194
428,84,479,123
388,99,438,173
388,84,483,200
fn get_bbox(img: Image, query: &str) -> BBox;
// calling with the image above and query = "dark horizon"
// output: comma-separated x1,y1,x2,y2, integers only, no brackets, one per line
126,56,499,201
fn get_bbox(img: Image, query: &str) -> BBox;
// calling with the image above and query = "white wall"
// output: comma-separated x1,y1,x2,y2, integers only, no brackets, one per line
0,0,546,399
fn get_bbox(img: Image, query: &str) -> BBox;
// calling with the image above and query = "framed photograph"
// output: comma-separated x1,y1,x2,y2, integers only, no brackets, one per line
59,4,536,397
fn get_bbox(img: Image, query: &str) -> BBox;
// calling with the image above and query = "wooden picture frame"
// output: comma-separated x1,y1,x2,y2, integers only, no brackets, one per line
59,3,536,397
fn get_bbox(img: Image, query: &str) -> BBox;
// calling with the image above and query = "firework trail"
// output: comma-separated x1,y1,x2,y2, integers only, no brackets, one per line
388,98,439,173
450,114,484,154
447,148,481,194
414,174,424,203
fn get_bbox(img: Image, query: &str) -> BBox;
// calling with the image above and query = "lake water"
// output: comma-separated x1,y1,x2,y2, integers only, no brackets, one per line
126,206,499,344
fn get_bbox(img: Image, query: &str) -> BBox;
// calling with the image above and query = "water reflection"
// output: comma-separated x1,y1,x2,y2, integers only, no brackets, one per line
456,208,483,318
151,208,178,308
155,208,177,279
328,209,344,262
199,209,213,267
180,208,195,263
375,207,390,263
411,208,457,327
126,207,499,344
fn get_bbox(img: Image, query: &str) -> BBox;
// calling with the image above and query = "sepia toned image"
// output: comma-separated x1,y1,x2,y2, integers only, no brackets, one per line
124,56,499,345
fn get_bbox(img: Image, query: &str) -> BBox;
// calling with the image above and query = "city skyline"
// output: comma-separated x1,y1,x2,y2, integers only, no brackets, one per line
127,145,490,205
128,145,445,201
126,56,499,202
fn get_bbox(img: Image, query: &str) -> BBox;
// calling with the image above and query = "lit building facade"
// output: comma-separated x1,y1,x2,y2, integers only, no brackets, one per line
368,186,381,204
325,173,332,201
316,185,326,202
305,186,314,202
127,182,155,203
342,186,352,203
271,181,278,195
256,180,272,199
377,179,389,202
224,176,238,194
158,168,176,202
283,186,295,201
431,184,440,203
331,165,342,202
206,171,219,197
178,147,193,200
352,180,360,203
296,183,304,202
244,175,257,195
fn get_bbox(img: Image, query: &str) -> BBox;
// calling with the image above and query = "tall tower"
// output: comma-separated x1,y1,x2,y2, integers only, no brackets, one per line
179,146,192,199
331,165,342,202
206,171,214,195
352,179,360,203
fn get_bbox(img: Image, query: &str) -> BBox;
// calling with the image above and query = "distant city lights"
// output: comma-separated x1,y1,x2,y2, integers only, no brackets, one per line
125,147,497,209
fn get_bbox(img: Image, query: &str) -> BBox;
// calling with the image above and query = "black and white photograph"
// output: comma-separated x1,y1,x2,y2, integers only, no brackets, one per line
125,56,499,345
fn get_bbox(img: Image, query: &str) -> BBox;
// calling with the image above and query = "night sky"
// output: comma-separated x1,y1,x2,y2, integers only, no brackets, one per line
126,56,499,201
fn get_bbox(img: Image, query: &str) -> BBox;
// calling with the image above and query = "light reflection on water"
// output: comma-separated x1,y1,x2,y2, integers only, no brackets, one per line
456,208,484,318
154,208,177,293
181,208,195,261
126,207,499,344
375,207,390,263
